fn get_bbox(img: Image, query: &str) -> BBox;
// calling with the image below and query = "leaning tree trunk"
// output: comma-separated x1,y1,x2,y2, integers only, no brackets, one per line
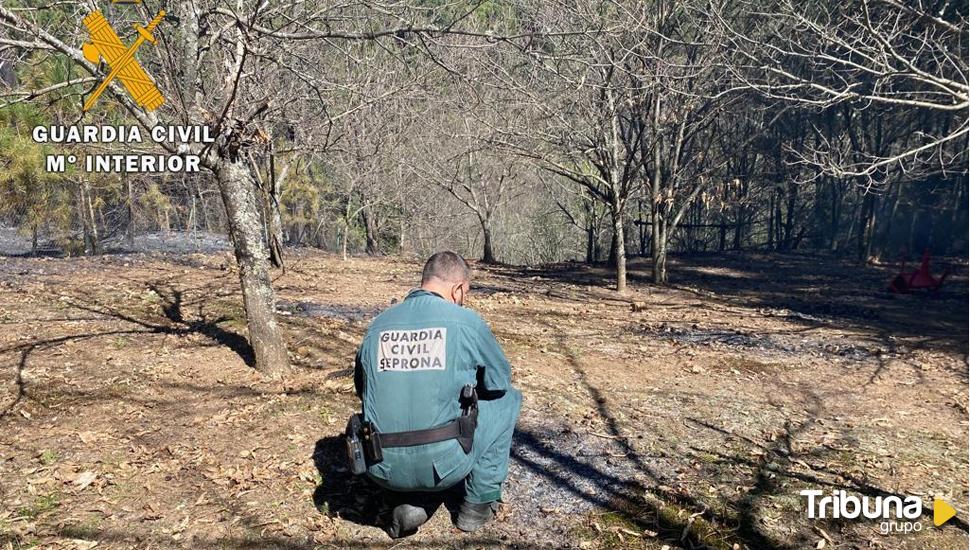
216,161,289,375
266,194,285,268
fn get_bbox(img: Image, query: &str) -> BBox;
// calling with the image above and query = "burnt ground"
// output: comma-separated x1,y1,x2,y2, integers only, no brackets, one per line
0,245,967,549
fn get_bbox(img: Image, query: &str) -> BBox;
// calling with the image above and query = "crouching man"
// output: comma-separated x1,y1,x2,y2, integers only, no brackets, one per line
349,251,522,538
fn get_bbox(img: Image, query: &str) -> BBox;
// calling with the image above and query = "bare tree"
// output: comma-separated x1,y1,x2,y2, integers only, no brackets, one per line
713,0,969,183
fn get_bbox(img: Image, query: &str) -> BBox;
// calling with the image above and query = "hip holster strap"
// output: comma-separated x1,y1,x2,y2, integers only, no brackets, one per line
379,419,463,448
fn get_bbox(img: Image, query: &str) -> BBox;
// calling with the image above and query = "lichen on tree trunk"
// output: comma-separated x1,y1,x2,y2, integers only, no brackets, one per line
216,160,289,375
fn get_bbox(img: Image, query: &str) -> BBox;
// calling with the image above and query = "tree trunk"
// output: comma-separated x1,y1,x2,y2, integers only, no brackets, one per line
78,180,99,255
188,194,197,232
481,220,496,264
649,87,666,283
638,200,647,256
125,175,135,249
829,183,841,251
734,180,747,250
812,181,825,249
783,182,796,250
654,217,668,284
651,212,664,283
733,214,742,250
341,221,349,261
612,205,627,292
774,189,784,249
876,182,902,258
857,192,876,264
907,206,919,253
263,155,285,269
216,161,289,375
361,205,379,255
767,190,775,250
199,187,210,231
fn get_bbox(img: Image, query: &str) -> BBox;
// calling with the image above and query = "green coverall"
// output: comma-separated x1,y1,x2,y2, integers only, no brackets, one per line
354,289,522,504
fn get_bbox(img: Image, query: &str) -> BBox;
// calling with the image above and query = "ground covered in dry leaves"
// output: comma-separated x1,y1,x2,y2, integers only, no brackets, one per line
0,248,967,549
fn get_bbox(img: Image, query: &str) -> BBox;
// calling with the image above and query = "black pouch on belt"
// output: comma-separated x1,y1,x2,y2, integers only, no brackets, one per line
344,414,367,475
456,384,478,454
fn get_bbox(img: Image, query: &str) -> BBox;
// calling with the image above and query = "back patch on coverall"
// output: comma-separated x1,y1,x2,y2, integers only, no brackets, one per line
378,328,447,371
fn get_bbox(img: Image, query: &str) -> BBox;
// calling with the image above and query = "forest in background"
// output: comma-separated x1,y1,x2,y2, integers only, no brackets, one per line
1,0,965,271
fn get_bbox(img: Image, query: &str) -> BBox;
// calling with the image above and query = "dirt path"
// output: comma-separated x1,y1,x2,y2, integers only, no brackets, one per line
0,250,966,549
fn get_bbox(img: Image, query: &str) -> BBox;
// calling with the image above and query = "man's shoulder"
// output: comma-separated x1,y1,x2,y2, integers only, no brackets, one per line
454,304,487,325
365,297,485,335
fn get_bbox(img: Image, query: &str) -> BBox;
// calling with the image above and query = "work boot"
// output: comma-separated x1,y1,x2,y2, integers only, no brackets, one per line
455,500,499,532
384,503,429,539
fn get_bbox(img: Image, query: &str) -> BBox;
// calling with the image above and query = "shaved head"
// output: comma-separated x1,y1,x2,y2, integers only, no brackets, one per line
421,251,470,285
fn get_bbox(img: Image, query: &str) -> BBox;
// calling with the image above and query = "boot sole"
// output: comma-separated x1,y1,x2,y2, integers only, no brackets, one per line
455,503,498,532
385,504,429,539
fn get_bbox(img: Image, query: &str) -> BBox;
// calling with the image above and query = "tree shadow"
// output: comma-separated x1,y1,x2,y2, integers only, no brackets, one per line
52,525,507,549
685,414,970,534
147,282,255,366
507,319,792,549
0,328,165,419
512,319,968,548
60,280,255,366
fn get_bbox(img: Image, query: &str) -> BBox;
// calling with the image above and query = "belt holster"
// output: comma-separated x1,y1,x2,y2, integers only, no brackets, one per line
344,414,367,475
456,385,478,453
344,414,384,473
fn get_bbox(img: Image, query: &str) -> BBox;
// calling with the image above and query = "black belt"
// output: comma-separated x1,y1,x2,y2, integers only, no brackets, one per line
345,385,478,472
379,419,463,448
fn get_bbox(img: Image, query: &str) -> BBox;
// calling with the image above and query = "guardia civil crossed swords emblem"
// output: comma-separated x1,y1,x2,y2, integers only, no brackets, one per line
81,8,167,112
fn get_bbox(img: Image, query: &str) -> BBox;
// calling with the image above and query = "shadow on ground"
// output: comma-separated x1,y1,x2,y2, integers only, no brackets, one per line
498,319,969,549
310,437,469,540
310,436,385,526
